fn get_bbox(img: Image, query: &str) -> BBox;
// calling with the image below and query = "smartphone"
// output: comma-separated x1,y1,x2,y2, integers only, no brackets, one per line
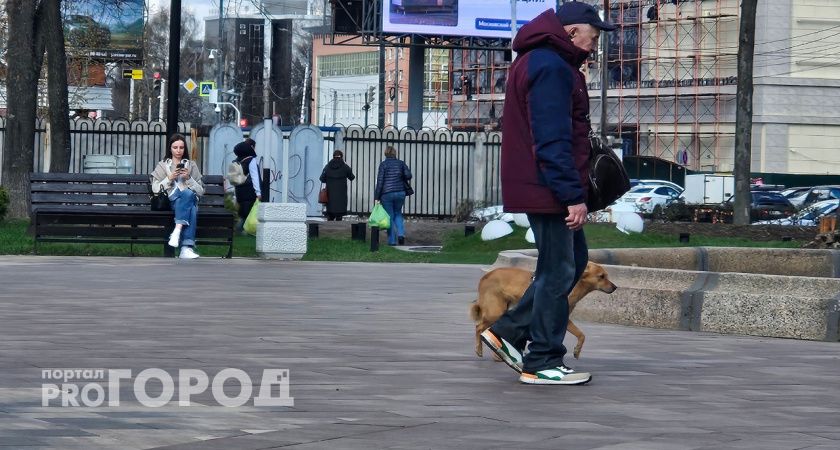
176,162,185,169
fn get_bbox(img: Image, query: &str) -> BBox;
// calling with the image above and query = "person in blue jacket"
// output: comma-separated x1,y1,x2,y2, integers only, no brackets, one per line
374,145,412,246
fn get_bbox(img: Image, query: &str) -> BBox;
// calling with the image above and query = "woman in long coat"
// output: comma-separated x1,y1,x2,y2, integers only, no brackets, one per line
320,150,355,221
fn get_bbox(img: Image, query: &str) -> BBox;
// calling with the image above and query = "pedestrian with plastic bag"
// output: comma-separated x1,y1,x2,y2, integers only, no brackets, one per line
231,139,261,233
373,145,412,245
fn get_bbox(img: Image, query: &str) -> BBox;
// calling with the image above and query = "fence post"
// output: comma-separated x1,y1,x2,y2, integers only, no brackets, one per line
43,121,52,172
472,132,487,206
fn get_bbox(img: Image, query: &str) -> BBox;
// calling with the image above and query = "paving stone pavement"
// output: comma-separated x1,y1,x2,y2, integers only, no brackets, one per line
0,256,838,450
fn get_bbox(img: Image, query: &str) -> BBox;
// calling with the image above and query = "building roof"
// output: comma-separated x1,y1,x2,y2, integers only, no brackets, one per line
0,85,113,111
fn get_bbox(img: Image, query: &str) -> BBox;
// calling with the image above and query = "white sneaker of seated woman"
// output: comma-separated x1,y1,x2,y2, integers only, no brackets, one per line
179,247,199,259
168,229,181,247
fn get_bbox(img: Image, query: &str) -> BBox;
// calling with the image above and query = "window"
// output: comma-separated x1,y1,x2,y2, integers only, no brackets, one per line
317,52,378,77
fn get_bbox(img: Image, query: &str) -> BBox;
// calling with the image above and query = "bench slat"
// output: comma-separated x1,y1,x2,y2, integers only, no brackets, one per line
37,226,237,239
31,183,152,194
30,173,225,185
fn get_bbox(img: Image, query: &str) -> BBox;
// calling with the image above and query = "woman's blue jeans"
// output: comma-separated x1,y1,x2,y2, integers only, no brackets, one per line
169,188,198,247
380,191,406,245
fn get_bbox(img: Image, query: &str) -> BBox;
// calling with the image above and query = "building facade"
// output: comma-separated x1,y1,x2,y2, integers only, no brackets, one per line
593,0,840,175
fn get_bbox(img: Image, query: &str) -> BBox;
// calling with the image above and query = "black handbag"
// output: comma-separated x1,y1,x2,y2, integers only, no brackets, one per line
150,186,171,211
404,180,414,196
586,131,631,212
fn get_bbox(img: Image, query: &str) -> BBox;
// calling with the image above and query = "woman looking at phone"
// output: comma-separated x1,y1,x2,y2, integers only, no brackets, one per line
150,133,205,259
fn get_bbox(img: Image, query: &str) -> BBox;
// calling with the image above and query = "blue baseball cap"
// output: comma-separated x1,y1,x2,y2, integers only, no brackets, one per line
557,2,617,31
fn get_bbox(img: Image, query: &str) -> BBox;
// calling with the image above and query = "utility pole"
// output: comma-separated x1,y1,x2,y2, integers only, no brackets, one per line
159,79,166,122
166,0,182,137
300,62,310,124
128,77,135,121
378,43,386,128
263,17,272,119
733,0,758,225
511,0,517,59
216,0,225,107
600,0,610,140
332,90,338,124
393,47,400,128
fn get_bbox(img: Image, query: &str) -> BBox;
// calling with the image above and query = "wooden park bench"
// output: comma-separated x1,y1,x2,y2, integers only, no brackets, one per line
30,173,235,257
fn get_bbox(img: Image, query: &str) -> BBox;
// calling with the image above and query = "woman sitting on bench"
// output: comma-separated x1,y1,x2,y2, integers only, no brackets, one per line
150,133,205,259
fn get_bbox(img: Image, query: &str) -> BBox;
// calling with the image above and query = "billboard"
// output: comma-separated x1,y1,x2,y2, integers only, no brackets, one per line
382,0,554,39
63,0,145,61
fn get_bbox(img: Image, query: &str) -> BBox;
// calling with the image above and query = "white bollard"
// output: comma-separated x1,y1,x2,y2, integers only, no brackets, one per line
256,203,307,260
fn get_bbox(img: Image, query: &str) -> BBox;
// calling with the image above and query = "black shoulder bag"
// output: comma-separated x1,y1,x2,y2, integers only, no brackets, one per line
150,185,171,211
585,131,631,212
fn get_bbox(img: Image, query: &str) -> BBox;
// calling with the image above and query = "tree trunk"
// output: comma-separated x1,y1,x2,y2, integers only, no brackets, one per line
733,0,758,225
44,0,70,173
2,0,46,219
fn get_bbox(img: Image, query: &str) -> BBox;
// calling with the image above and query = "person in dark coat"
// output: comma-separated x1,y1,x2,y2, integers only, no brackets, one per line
480,4,616,386
320,150,355,221
233,139,261,232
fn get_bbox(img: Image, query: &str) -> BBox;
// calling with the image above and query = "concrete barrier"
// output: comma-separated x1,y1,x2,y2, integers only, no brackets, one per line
493,248,840,342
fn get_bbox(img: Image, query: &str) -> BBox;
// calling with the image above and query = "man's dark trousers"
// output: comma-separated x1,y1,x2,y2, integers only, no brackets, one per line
489,213,588,373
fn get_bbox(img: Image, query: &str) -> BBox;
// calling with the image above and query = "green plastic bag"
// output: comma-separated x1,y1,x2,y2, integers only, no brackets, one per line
368,203,390,229
244,199,261,235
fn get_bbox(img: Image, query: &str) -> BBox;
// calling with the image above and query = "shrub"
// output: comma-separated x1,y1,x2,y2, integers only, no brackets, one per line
453,198,488,222
0,187,8,222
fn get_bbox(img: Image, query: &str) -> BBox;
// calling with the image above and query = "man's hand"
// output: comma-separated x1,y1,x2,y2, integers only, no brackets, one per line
566,203,588,231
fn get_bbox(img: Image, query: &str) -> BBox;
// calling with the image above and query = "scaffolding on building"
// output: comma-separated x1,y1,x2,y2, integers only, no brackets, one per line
590,0,741,175
447,49,509,131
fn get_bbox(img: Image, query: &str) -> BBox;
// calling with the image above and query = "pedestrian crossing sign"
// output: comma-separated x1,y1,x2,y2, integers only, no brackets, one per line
199,81,216,97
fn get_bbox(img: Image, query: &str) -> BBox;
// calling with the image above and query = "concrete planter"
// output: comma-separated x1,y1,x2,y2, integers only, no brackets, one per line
494,247,840,342
256,203,307,260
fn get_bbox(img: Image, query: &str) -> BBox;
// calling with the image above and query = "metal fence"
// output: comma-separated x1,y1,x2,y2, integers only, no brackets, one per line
0,118,191,176
1,119,503,218
338,126,501,218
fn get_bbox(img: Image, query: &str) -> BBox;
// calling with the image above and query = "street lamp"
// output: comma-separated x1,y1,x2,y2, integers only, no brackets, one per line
209,89,241,130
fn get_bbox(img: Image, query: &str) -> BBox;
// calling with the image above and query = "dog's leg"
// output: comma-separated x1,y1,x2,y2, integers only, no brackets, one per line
567,319,585,359
475,323,484,357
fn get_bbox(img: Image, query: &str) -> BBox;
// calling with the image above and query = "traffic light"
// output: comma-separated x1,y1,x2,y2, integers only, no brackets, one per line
153,71,162,92
366,86,375,104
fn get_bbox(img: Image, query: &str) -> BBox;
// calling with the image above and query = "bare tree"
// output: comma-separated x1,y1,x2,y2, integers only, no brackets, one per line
140,7,210,124
2,0,139,217
3,0,47,218
44,0,70,173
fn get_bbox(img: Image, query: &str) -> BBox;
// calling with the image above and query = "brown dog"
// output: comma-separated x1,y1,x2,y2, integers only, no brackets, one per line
469,262,617,360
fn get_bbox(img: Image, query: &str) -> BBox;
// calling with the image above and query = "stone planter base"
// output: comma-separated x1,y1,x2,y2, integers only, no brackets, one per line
256,203,307,260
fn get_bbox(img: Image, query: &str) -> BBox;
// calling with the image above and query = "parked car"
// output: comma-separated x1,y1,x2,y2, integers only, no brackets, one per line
784,185,840,208
629,179,684,193
722,191,796,223
754,199,840,226
612,185,684,213
781,187,811,203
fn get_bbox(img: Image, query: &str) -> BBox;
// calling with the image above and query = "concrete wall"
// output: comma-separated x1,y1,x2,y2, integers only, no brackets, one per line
493,247,840,341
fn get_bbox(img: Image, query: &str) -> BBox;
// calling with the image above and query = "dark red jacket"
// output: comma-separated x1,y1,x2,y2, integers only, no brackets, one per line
501,9,593,213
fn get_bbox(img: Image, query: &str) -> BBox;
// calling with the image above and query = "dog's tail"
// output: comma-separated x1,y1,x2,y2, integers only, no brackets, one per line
469,301,481,321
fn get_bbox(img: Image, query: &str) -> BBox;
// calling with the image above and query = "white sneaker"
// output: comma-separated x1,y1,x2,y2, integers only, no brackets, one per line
519,365,592,385
168,229,181,247
179,247,199,259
